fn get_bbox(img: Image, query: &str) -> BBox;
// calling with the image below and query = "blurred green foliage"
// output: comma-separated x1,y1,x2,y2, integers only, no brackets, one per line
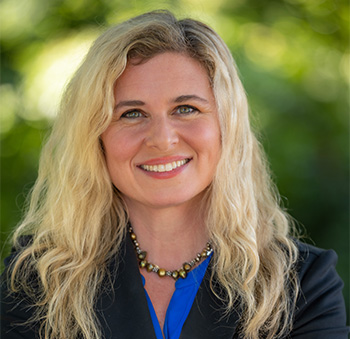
1,0,348,317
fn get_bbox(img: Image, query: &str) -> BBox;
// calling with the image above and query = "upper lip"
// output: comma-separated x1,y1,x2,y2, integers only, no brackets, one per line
137,156,192,166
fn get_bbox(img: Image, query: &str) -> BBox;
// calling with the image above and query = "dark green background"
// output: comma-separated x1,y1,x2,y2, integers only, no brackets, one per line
1,0,348,318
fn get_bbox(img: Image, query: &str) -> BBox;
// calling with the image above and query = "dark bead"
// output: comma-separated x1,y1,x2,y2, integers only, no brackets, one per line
139,260,147,268
138,251,147,260
172,271,179,279
146,263,154,272
179,269,187,279
183,263,191,271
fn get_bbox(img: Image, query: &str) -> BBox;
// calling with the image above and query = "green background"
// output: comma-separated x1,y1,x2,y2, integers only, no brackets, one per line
1,0,349,319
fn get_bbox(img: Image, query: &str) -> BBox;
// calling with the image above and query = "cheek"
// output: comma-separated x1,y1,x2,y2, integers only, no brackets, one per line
187,119,221,158
102,128,142,166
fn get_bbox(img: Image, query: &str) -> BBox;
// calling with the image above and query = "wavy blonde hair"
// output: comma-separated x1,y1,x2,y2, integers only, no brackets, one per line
9,10,299,339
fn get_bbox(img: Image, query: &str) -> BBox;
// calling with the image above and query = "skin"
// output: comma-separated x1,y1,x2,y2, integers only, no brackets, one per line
101,52,221,333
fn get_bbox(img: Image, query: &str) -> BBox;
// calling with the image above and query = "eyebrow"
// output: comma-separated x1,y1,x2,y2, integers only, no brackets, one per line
114,100,145,111
173,95,209,104
114,95,209,111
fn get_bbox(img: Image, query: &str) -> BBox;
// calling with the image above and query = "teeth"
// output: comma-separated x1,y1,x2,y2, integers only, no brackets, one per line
141,159,189,172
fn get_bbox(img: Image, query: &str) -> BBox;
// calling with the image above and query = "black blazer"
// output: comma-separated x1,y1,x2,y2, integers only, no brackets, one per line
1,237,349,338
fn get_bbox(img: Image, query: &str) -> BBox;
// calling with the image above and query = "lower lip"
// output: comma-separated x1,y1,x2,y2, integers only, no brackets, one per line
138,160,191,179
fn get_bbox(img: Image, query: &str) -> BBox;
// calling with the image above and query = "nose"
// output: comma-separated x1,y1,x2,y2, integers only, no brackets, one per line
145,116,179,151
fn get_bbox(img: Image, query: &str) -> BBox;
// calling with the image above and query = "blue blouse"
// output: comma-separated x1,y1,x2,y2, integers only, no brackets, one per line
141,254,212,339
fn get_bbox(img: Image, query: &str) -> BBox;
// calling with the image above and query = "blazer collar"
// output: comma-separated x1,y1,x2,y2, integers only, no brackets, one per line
97,236,241,339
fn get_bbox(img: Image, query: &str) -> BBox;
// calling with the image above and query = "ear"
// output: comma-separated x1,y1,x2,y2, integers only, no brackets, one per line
99,137,105,154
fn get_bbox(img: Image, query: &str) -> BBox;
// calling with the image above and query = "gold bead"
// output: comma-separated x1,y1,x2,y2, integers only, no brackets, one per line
201,250,207,257
138,251,147,260
139,260,147,268
183,263,191,271
172,271,179,279
179,269,187,279
158,268,166,277
130,233,137,240
146,263,154,272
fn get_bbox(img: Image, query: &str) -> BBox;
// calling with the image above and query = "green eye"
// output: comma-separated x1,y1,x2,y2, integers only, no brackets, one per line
121,110,143,119
177,106,197,114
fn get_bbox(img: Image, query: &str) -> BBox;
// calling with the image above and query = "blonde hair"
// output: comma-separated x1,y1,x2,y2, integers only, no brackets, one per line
9,10,299,339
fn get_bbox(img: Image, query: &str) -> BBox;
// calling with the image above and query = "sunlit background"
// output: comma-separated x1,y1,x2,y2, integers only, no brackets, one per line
1,0,349,316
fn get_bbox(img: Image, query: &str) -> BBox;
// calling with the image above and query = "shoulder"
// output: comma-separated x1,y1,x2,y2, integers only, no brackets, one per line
291,240,349,338
295,240,339,281
296,239,337,261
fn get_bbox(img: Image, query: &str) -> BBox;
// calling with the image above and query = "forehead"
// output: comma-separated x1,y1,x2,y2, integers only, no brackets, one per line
114,52,212,99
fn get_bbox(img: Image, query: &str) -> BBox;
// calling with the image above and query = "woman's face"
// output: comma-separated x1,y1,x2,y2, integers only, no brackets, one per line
101,52,221,210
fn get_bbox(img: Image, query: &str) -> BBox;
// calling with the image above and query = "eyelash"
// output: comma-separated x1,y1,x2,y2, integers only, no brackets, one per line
120,110,144,119
120,105,199,119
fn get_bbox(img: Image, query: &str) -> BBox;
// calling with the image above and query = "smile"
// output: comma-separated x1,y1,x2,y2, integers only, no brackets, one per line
139,159,191,172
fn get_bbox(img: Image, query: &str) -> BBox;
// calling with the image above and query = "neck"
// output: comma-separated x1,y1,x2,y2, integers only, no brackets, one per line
124,199,208,270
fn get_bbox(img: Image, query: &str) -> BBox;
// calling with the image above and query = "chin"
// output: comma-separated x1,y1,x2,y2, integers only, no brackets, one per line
145,191,206,210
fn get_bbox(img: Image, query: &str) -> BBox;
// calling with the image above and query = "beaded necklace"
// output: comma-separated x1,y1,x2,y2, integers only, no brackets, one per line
128,225,213,280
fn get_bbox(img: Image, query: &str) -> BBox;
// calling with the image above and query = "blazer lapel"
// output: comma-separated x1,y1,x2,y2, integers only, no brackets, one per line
96,237,157,339
180,262,242,339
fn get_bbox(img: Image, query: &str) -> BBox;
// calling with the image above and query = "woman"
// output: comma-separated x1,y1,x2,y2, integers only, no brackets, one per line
1,10,348,339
